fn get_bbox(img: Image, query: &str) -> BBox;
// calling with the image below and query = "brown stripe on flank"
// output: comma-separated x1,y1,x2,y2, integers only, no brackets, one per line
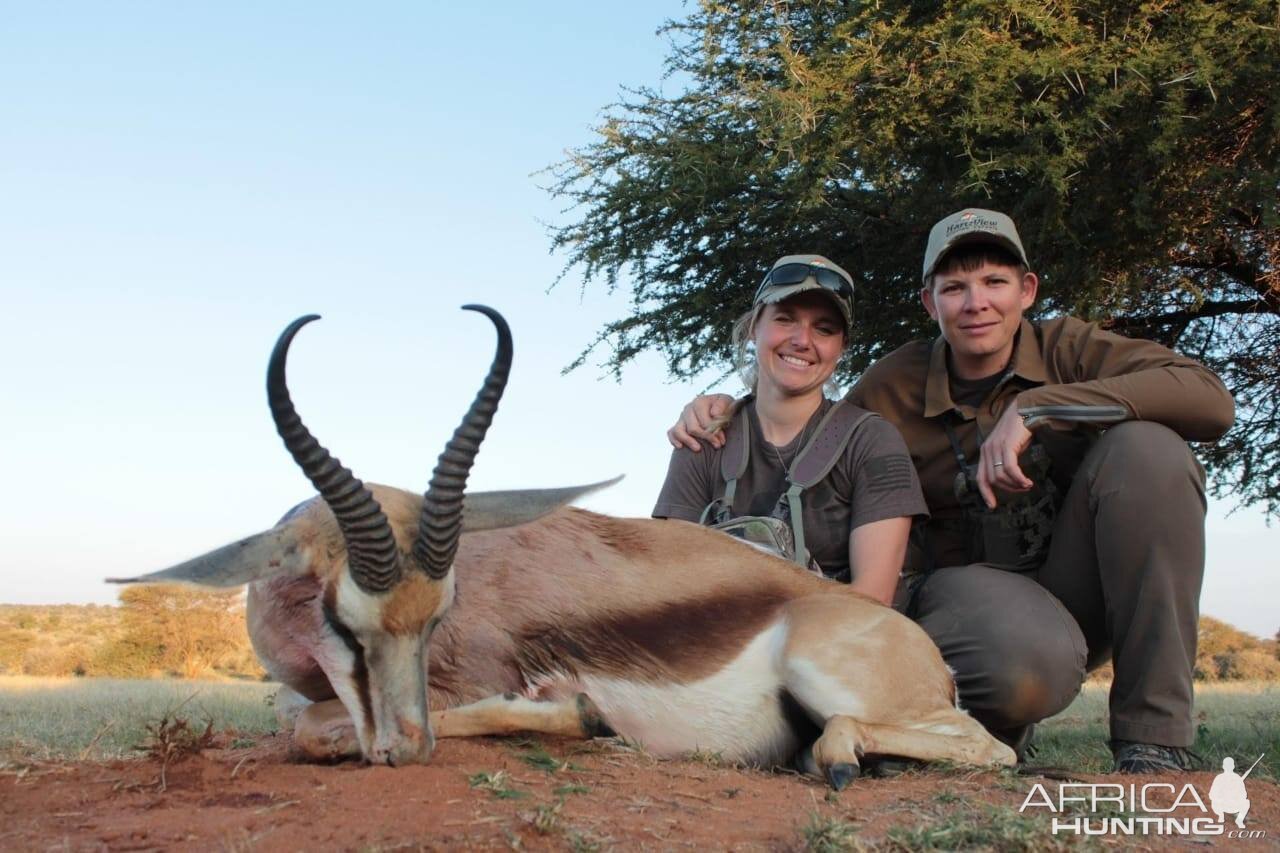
516,585,791,684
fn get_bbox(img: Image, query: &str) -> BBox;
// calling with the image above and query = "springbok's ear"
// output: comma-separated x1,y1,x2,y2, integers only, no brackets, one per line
107,526,309,588
461,476,623,532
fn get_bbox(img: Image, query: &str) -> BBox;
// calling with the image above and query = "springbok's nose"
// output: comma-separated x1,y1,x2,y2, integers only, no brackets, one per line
372,724,435,767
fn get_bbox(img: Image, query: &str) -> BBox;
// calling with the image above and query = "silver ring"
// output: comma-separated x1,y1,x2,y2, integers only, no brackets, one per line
993,461,1005,468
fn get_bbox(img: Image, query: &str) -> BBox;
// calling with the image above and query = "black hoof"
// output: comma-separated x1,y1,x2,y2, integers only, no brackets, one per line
826,762,860,791
576,693,616,739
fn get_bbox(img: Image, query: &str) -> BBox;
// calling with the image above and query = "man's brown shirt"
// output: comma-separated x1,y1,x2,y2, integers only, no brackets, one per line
849,316,1235,571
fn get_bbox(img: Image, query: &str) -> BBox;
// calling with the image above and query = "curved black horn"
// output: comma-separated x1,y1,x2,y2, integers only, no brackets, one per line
267,315,401,593
413,305,512,578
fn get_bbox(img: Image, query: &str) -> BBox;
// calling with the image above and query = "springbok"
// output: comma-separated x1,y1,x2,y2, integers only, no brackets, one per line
112,306,1015,787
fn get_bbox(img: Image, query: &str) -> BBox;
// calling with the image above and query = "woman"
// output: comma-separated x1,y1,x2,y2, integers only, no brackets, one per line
652,254,926,604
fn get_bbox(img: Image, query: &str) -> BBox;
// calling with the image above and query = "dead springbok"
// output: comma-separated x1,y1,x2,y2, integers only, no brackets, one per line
111,306,1014,787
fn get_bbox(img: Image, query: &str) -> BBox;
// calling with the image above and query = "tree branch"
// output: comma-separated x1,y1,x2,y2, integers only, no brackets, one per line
1103,299,1278,333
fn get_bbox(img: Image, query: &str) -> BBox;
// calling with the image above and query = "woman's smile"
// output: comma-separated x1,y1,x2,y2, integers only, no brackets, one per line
754,292,845,398
778,352,815,369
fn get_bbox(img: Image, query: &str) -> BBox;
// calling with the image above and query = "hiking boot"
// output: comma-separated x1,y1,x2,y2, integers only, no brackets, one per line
1111,740,1202,774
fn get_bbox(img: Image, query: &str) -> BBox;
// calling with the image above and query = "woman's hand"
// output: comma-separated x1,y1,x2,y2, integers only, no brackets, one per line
976,402,1034,509
848,516,912,606
667,394,735,451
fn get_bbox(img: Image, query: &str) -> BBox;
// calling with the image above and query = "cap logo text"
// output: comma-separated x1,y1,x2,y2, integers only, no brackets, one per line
946,215,1000,237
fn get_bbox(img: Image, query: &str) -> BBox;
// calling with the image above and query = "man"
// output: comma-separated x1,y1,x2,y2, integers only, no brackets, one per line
668,209,1235,772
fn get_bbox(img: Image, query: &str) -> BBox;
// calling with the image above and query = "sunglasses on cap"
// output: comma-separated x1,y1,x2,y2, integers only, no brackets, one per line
753,262,854,306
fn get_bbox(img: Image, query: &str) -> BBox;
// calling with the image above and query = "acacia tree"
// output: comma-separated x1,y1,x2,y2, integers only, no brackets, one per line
113,585,262,679
548,0,1279,514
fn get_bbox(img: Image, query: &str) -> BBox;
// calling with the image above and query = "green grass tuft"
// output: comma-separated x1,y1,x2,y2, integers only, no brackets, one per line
885,806,1068,851
467,769,528,799
801,812,861,852
519,742,582,774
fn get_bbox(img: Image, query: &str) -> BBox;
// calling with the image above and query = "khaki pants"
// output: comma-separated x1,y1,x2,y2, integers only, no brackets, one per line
894,422,1206,748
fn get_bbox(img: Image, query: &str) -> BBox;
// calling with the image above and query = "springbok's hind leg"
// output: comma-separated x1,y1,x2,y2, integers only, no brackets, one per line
432,693,615,739
779,593,1017,788
812,714,1017,789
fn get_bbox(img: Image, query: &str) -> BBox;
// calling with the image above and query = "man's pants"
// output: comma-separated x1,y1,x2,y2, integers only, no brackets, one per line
893,422,1207,748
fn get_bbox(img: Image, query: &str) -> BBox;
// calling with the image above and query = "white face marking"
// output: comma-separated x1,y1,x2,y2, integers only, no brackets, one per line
435,571,456,624
334,571,385,636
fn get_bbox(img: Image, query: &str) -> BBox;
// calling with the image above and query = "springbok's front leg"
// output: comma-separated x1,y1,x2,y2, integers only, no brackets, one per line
293,694,614,761
294,698,359,761
431,693,615,739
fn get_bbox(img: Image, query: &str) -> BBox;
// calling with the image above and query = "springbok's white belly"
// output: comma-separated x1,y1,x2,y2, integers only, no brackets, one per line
550,620,800,765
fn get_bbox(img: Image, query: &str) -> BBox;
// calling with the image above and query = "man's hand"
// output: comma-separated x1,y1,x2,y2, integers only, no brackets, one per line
977,401,1035,509
667,394,735,451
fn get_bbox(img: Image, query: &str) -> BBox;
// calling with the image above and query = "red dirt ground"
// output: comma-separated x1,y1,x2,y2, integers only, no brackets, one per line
2,733,1277,850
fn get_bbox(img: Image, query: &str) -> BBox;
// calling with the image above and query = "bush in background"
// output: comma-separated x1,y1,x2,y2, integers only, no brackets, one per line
0,590,265,680
1196,615,1280,681
1087,616,1280,682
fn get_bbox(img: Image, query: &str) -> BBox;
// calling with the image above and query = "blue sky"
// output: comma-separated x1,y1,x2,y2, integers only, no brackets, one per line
1,2,1274,639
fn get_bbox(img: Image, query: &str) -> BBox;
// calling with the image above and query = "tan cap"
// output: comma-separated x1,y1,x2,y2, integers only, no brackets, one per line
921,208,1029,284
753,254,854,328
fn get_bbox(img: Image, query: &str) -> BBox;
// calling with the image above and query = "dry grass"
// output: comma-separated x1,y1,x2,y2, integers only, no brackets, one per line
0,676,277,761
135,707,217,791
1036,681,1279,779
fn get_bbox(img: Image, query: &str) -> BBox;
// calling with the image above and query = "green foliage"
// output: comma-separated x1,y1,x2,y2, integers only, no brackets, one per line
548,0,1280,513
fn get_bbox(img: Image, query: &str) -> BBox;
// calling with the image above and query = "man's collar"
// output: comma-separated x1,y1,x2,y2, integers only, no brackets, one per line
1009,318,1049,384
923,336,955,418
923,319,1048,418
